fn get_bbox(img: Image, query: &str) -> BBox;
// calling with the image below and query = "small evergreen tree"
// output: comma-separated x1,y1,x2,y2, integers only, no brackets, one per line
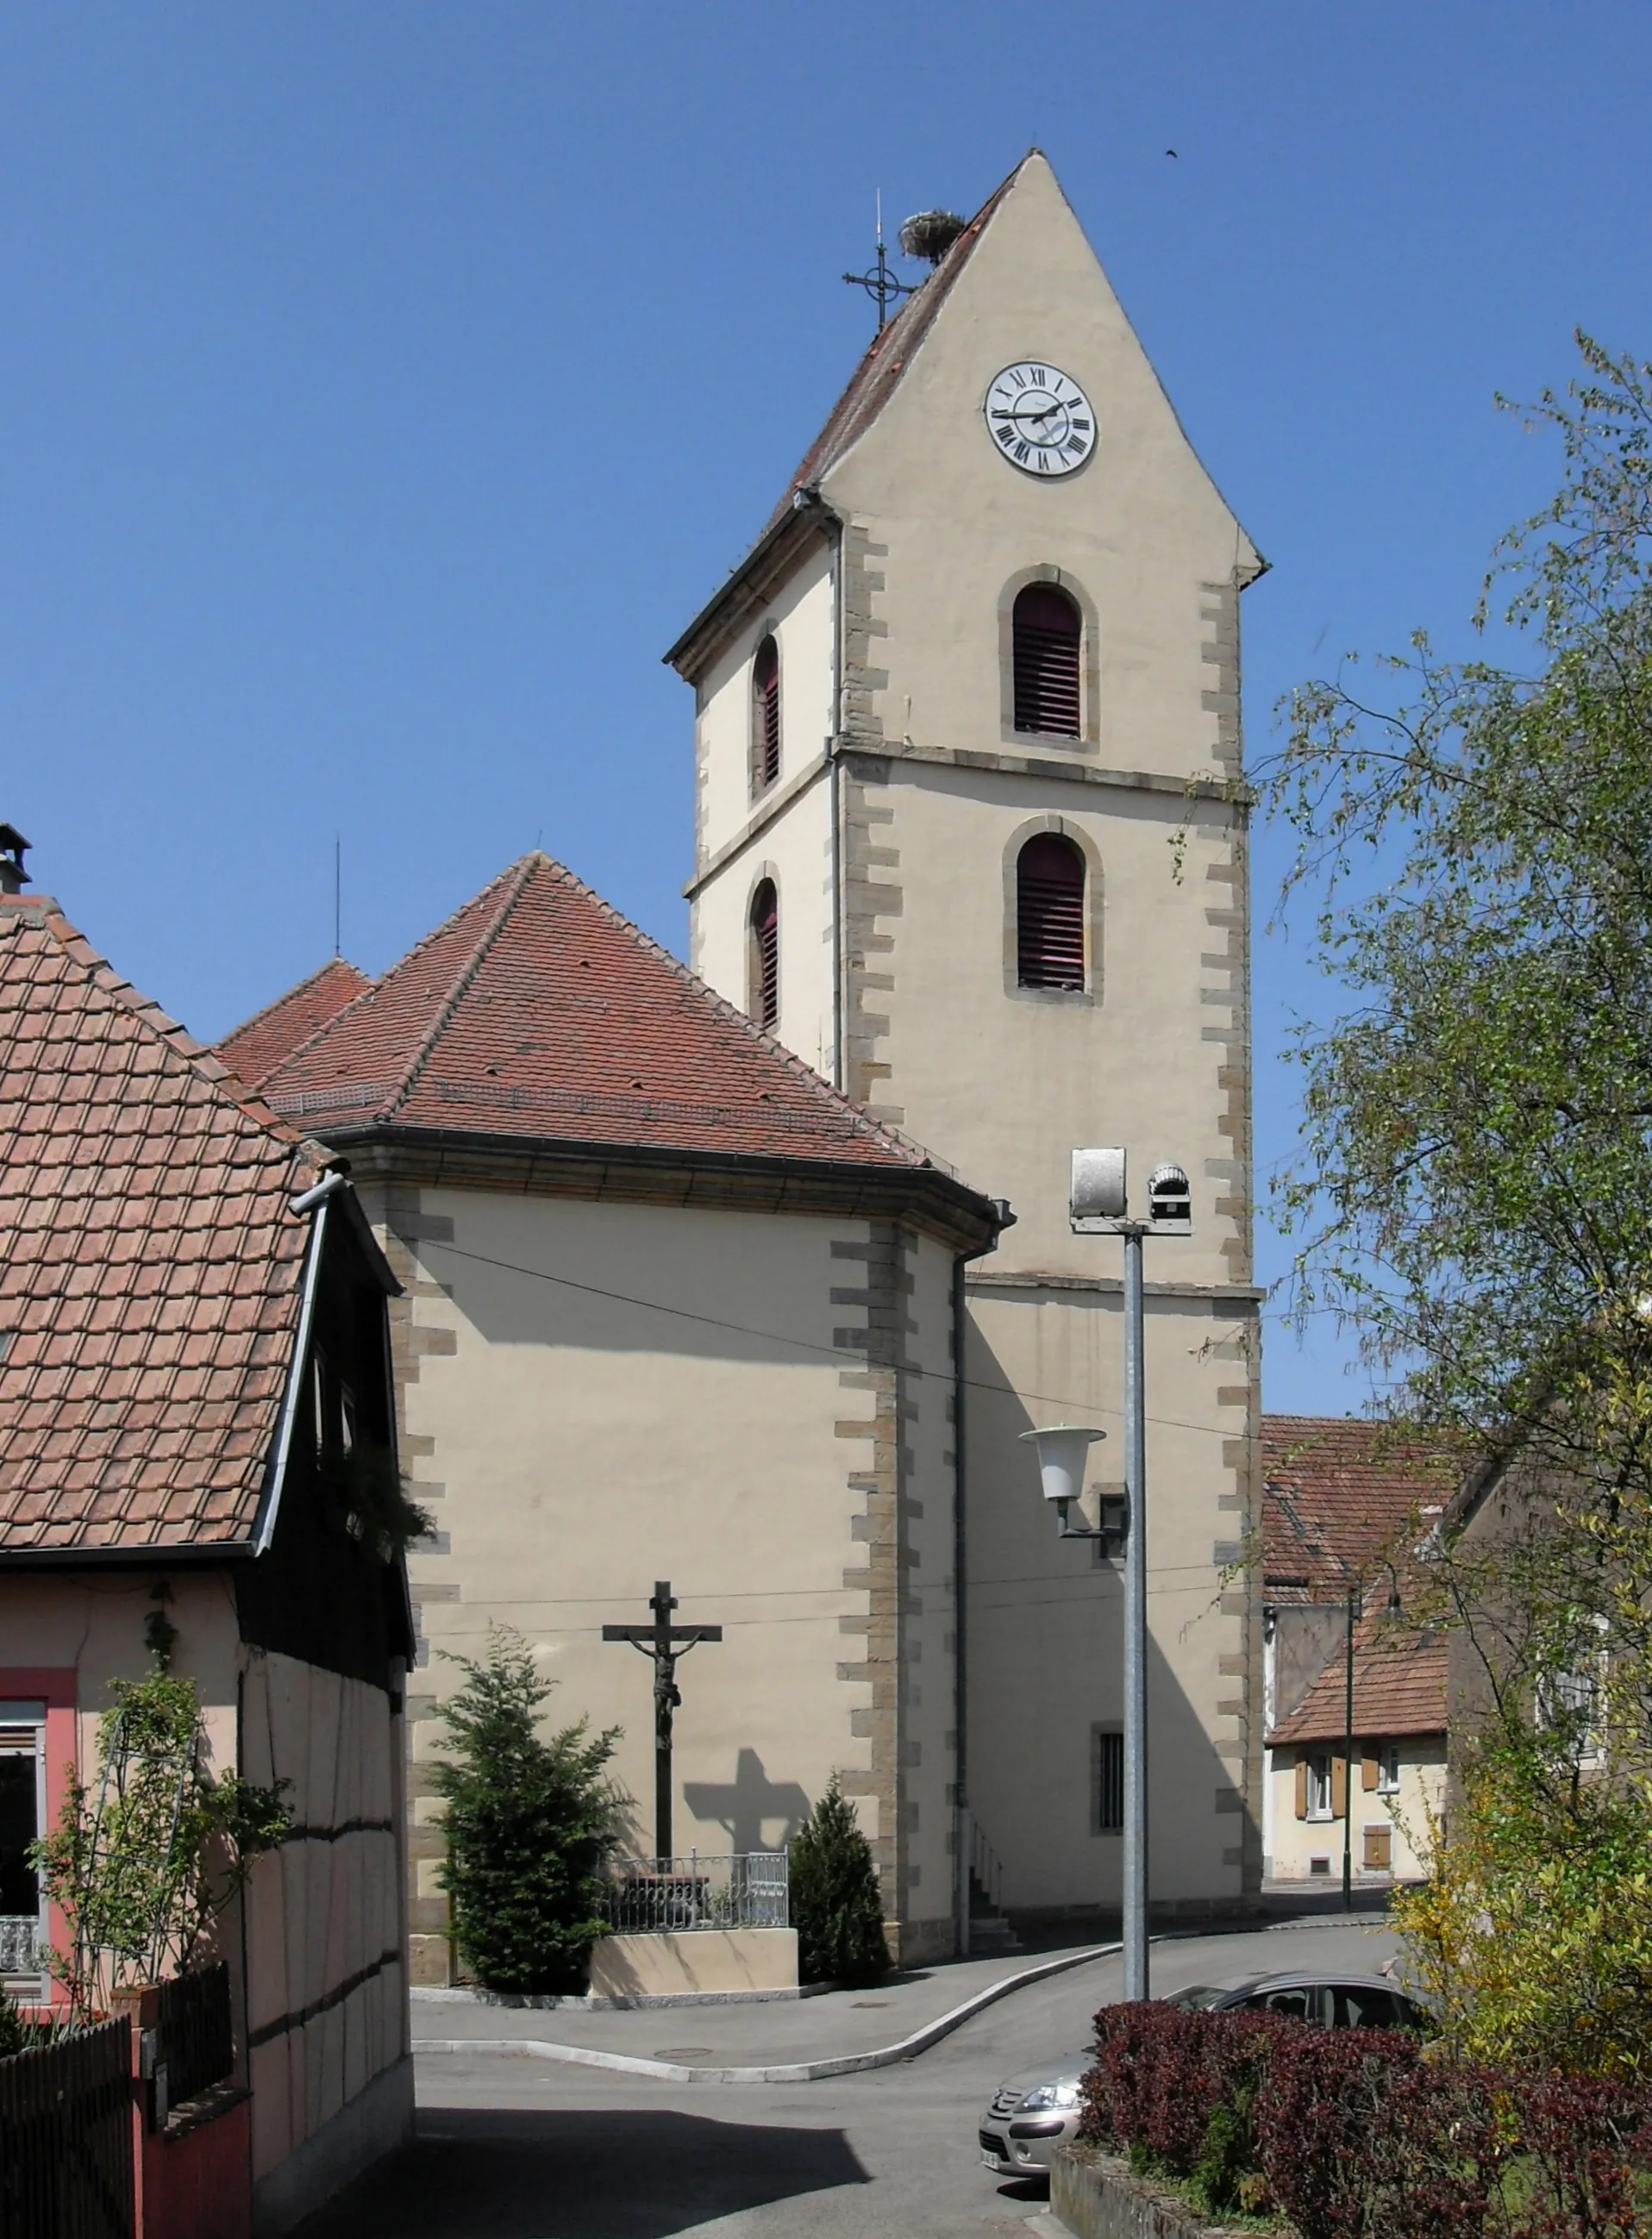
430,1628,623,1994
789,1774,891,1987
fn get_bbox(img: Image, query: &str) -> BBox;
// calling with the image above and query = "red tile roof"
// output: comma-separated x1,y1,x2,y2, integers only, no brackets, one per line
0,897,317,1554
1269,1612,1449,1746
219,955,373,1091
253,853,933,1169
1261,1415,1461,1604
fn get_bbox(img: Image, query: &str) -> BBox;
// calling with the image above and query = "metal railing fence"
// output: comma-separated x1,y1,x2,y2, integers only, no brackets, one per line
604,1852,788,1934
0,2017,135,2239
0,1920,40,1978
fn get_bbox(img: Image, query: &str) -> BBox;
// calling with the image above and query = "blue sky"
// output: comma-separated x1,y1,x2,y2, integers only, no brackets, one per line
3,4,1649,1412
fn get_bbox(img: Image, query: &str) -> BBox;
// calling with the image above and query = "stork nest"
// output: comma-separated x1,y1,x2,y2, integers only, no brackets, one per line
898,210,968,266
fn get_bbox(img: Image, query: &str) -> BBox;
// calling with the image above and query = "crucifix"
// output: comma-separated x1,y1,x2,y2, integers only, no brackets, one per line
603,1582,723,1861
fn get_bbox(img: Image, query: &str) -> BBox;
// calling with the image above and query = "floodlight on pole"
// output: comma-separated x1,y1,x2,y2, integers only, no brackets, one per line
1065,1147,1192,2004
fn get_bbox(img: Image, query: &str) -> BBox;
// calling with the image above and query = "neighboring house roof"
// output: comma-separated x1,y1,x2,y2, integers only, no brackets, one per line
218,955,373,1091
1261,1414,1460,1605
252,852,938,1172
1269,1612,1449,1747
0,895,318,1554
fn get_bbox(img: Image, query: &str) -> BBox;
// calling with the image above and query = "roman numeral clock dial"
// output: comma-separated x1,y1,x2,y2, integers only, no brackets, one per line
984,361,1095,478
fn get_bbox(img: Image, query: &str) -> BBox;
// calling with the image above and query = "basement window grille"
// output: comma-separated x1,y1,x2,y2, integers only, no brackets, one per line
1094,1727,1123,1834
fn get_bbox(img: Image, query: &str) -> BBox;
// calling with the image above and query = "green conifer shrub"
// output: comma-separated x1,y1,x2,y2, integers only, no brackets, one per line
789,1774,891,1987
430,1627,623,1995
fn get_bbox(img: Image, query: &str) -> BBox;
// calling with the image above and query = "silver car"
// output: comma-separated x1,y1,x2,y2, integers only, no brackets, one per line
977,1970,1427,2184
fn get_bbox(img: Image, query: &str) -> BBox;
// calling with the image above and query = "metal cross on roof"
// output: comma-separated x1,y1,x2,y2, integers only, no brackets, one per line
842,190,915,333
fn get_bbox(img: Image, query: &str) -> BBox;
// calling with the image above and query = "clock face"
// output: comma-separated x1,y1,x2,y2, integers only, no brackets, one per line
983,361,1095,477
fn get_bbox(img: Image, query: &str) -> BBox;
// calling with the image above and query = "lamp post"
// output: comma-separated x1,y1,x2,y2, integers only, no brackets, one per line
1025,1148,1191,2004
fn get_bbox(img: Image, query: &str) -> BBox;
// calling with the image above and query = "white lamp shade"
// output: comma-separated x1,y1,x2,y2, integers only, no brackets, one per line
1019,1424,1105,1505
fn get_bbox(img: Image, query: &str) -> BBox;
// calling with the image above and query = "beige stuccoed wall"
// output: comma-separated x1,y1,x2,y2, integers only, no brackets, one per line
1267,1743,1444,1886
689,774,836,1085
962,1286,1252,1914
682,151,1262,1920
369,1179,960,1976
589,1928,798,2000
696,541,836,864
817,152,1258,774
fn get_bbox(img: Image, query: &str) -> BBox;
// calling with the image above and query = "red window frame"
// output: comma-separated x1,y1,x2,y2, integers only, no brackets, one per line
0,1667,78,2011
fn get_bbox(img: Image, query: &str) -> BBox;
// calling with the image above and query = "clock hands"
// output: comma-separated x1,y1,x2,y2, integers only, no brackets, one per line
992,396,1071,429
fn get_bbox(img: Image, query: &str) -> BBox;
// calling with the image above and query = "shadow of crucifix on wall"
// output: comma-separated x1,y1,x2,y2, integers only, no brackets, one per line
683,1748,812,1854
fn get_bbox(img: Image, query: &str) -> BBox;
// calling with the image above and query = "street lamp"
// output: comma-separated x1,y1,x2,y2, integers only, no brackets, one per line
1045,1146,1192,2004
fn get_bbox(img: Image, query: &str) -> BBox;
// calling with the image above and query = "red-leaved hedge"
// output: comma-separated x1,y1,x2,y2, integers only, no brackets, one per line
1076,1999,1652,2238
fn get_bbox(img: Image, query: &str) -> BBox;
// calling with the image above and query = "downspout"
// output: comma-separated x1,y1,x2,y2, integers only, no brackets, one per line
953,1200,1014,1957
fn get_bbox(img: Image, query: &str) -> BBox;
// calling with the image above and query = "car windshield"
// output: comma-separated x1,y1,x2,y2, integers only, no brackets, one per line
1167,1984,1231,2009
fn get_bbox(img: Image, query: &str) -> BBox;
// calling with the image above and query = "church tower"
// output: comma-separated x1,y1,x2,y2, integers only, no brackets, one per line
667,152,1265,1932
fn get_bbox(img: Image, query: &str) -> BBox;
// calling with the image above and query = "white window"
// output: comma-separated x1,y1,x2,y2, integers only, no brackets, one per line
1541,1615,1609,1768
1375,1742,1401,1796
0,1704,47,1996
1306,1751,1335,1822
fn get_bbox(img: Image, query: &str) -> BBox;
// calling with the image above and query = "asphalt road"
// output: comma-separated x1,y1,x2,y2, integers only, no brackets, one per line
297,1920,1399,2239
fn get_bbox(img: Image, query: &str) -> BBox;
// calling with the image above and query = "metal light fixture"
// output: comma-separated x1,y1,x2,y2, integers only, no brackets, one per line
1020,1424,1106,1533
1066,1147,1192,2004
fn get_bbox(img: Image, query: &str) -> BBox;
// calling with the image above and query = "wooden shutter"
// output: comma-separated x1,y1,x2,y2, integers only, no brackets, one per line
1293,1759,1308,1820
1361,1752,1380,1792
1012,585,1082,736
1362,1823,1392,1872
1017,835,1086,990
750,880,779,1030
753,638,780,789
1331,1754,1348,1820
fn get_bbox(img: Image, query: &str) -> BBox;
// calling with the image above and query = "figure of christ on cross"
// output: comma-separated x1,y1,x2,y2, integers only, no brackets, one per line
602,1582,723,1861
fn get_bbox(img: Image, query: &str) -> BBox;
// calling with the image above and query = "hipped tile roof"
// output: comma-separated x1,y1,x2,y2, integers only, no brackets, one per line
251,853,934,1171
1261,1415,1460,1605
219,956,372,1093
1269,1612,1449,1747
0,896,316,1554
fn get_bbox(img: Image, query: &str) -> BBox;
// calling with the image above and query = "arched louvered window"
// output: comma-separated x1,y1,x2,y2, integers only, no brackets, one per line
1017,834,1086,990
750,879,779,1029
752,636,781,791
1012,585,1082,737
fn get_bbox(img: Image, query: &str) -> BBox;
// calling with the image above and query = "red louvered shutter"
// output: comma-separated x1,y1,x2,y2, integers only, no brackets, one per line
751,879,779,1028
1017,835,1086,989
753,638,781,788
1012,585,1081,737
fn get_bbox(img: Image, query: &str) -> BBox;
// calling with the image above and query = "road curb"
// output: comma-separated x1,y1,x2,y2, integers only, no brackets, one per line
413,1942,1123,2085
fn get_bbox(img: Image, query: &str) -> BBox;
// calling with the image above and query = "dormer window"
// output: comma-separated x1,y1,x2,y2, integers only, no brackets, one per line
752,636,781,792
1012,585,1081,737
749,879,779,1029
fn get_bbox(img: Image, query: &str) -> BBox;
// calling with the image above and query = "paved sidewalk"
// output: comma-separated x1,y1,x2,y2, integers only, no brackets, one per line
412,1942,1117,2073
